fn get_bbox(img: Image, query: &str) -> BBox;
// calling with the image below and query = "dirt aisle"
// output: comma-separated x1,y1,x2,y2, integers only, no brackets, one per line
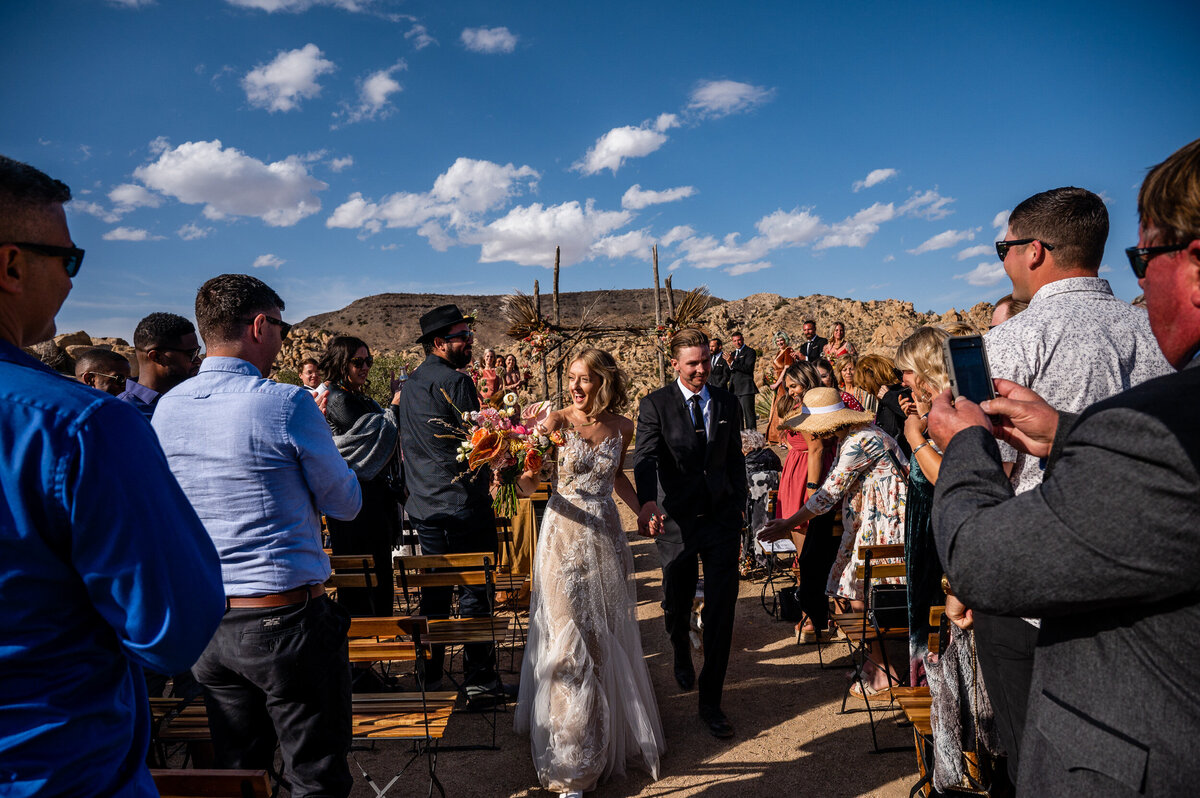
351,508,919,798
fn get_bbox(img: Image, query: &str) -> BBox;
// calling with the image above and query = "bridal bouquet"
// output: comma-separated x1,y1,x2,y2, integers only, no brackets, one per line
448,392,561,517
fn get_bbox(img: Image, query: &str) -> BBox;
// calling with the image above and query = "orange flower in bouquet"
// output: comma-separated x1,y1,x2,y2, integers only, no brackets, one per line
468,429,504,470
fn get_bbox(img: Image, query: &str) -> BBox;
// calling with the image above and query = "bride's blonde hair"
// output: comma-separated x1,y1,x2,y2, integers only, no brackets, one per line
571,348,629,415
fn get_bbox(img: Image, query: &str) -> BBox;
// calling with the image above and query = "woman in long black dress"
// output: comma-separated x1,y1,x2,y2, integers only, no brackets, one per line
320,336,403,618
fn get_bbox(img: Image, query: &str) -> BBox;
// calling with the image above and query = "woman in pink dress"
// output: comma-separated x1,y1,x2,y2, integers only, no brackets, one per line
477,348,501,402
764,331,795,445
774,361,836,640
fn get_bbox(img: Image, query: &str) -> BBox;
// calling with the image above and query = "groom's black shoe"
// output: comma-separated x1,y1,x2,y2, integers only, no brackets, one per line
673,654,695,691
699,704,734,739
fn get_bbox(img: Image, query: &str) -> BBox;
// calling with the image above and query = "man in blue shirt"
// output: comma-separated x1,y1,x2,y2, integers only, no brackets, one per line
0,155,225,795
153,273,362,797
117,311,201,421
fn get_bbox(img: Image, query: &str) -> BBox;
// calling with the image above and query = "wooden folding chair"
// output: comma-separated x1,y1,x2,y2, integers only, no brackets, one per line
327,554,380,615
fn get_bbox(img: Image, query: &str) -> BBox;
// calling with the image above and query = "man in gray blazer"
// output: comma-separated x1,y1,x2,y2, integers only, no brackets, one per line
928,136,1200,796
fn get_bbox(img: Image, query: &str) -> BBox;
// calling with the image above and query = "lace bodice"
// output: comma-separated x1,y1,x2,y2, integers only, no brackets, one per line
556,433,623,500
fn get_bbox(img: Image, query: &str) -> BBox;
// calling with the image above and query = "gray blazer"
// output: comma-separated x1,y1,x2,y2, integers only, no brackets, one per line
933,358,1200,797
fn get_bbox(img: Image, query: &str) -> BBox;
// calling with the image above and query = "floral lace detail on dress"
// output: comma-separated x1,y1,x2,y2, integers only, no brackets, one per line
556,432,624,499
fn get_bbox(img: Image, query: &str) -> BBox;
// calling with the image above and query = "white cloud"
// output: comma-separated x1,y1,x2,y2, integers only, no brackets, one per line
177,223,213,240
908,227,979,255
328,156,354,172
325,157,539,235
109,0,155,7
661,225,695,246
134,139,328,226
592,230,655,261
621,184,696,210
573,124,669,176
72,200,122,224
883,254,896,262
954,262,1007,287
405,24,436,49
102,226,163,241
852,168,898,192
242,43,335,113
1099,264,1113,274
253,253,286,269
687,79,774,118
756,208,825,247
653,113,679,132
108,183,162,210
466,200,631,267
956,244,994,261
673,232,772,270
461,26,518,54
148,136,171,155
725,261,772,276
815,202,896,249
898,189,955,220
338,60,405,125
225,0,375,11
992,209,1011,231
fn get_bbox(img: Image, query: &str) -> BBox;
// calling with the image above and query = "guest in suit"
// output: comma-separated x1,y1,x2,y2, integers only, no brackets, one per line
724,331,758,429
796,319,827,361
927,136,1200,797
709,336,731,390
634,328,747,739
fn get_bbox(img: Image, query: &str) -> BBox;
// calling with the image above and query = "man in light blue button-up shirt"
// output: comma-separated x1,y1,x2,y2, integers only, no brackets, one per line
154,274,361,797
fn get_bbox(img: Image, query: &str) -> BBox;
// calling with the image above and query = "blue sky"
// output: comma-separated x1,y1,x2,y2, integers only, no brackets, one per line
3,0,1198,338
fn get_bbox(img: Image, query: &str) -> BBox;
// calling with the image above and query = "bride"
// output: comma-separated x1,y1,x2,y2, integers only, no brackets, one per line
514,348,665,797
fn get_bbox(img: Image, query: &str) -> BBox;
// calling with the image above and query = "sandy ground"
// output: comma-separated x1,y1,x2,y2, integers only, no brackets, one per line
348,499,921,798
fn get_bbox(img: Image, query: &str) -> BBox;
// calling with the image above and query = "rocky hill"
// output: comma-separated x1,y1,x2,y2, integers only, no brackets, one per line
31,289,993,407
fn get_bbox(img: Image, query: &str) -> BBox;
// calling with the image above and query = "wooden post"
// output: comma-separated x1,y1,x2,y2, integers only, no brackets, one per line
553,246,562,409
652,245,665,386
665,274,676,321
534,279,548,401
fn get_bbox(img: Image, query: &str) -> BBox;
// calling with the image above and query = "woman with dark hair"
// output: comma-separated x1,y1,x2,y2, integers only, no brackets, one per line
319,336,403,625
774,361,837,642
502,352,524,391
814,356,866,412
477,348,501,401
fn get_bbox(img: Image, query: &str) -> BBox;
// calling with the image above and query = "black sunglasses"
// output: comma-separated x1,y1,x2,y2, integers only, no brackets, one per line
239,315,292,338
153,346,203,361
349,356,374,368
995,238,1055,262
442,330,473,341
1125,244,1187,279
6,242,85,277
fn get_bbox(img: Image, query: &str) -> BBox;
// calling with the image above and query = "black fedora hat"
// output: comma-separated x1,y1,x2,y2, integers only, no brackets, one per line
417,304,475,343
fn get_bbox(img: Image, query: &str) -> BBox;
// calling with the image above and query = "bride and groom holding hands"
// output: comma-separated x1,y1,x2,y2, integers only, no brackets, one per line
513,325,747,797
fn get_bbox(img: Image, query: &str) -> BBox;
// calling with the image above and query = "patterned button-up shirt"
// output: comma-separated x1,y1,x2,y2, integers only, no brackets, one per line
984,277,1172,496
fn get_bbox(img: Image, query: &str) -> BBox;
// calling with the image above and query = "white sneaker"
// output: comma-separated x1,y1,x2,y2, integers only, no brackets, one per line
559,792,583,798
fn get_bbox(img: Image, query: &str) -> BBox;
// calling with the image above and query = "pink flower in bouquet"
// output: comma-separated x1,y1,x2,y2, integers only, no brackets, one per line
513,424,529,435
522,400,553,429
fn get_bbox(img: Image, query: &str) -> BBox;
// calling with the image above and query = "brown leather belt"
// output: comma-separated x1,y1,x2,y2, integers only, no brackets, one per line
226,584,325,609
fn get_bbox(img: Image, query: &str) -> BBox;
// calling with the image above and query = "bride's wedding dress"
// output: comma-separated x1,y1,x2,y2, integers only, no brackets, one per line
515,432,665,794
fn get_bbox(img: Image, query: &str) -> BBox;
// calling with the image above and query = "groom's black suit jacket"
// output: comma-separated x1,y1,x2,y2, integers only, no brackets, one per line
633,381,747,540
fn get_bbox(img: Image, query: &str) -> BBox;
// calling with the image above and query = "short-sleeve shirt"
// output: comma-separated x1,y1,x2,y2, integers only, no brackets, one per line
984,277,1172,495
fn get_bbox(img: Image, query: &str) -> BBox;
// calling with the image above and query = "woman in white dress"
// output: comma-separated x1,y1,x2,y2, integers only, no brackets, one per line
514,348,665,798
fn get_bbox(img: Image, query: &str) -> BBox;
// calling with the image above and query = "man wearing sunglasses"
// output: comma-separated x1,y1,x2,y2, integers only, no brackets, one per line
152,273,362,796
117,311,201,421
397,303,511,705
74,346,132,396
929,140,1200,796
958,186,1174,783
0,156,225,796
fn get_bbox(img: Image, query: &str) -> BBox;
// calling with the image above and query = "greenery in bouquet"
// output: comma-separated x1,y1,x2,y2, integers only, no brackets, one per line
443,392,561,517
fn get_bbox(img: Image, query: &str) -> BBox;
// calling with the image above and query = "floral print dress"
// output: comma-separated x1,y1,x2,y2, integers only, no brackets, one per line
802,425,908,601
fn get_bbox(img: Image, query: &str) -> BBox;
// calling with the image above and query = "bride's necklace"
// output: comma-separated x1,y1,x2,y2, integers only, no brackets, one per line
567,411,601,429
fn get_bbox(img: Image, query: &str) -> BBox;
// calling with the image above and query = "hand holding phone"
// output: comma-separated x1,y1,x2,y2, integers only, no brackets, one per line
943,335,996,404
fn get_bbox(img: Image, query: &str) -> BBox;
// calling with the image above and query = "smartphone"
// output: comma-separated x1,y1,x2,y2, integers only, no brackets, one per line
943,334,996,404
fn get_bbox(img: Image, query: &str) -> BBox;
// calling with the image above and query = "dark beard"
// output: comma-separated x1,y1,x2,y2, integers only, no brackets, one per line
445,347,472,369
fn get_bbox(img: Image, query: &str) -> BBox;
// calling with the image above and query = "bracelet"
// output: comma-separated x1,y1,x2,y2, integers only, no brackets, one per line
911,442,931,457
806,482,820,490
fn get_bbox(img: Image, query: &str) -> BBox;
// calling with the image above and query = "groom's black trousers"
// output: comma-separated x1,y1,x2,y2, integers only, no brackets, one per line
656,521,740,710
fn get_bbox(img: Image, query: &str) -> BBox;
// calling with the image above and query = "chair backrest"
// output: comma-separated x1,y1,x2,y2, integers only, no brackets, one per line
151,769,271,798
347,615,430,665
326,554,377,590
393,552,497,612
928,605,946,654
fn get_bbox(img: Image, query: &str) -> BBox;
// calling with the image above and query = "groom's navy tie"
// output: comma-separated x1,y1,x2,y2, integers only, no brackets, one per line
688,395,707,447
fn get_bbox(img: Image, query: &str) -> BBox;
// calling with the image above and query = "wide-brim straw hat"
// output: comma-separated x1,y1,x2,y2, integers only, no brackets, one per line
782,386,875,435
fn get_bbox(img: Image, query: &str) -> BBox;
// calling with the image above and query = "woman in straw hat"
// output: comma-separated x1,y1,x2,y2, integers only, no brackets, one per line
760,386,908,698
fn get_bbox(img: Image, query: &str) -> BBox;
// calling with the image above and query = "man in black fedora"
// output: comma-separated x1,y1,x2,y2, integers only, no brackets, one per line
396,304,508,702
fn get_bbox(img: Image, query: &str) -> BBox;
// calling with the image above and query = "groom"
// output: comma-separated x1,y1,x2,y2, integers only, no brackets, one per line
634,328,747,739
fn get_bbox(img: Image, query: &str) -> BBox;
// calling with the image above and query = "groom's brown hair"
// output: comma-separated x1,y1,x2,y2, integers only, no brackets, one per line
669,328,709,358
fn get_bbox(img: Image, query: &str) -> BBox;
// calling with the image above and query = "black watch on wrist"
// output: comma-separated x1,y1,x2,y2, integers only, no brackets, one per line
806,482,820,490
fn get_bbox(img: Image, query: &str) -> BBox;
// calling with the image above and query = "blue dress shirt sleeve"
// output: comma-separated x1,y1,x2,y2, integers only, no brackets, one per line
66,400,226,674
288,390,363,522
